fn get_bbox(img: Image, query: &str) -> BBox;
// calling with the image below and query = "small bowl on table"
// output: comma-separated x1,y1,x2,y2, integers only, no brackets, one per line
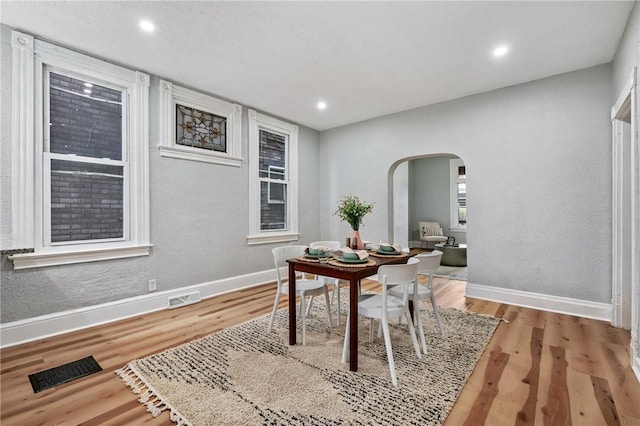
308,247,320,256
342,252,360,260
379,244,396,253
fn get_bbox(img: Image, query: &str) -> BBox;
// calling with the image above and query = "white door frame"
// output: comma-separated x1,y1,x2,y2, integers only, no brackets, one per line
611,66,639,382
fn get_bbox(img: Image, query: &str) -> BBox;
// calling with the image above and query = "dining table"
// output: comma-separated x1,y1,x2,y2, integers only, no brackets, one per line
286,247,421,371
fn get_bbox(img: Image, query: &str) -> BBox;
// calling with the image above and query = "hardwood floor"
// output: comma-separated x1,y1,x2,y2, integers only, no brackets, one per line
1,276,638,425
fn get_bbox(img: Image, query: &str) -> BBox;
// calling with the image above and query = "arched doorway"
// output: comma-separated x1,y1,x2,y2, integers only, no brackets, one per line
388,153,466,250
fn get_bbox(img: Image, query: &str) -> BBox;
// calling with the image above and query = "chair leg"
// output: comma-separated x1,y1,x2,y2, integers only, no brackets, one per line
335,282,341,327
341,311,350,364
300,293,307,346
404,305,422,359
431,293,445,336
369,318,376,342
306,295,315,317
268,290,281,332
414,301,428,354
380,319,398,386
323,286,334,328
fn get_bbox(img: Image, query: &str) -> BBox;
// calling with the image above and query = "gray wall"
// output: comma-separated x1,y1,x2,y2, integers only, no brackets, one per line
2,4,637,324
320,64,613,304
612,2,639,98
0,25,321,323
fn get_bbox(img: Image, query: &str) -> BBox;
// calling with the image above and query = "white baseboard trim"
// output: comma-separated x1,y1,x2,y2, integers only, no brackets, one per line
465,283,612,322
0,267,285,348
633,355,640,383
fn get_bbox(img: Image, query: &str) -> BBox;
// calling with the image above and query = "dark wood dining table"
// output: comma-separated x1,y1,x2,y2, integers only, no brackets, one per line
286,248,421,371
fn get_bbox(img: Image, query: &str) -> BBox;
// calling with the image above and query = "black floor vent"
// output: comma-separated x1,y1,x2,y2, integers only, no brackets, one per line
28,355,103,393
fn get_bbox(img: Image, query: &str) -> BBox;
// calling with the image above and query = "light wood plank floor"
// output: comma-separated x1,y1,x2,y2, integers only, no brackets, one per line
1,276,639,425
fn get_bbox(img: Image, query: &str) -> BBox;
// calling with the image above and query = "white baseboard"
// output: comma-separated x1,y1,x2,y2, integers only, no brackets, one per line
0,267,285,348
465,283,612,322
632,340,640,383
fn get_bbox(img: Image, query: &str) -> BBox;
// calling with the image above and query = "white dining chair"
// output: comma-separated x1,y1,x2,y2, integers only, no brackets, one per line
309,240,345,325
341,257,422,386
389,251,445,354
269,245,334,345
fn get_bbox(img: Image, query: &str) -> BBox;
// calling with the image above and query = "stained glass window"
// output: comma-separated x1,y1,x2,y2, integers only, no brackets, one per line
176,104,227,153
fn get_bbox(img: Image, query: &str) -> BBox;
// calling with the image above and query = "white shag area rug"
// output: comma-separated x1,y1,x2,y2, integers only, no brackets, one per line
435,265,467,281
117,297,497,425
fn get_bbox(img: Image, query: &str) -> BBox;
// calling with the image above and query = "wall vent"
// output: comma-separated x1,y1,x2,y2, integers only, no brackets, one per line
167,291,202,309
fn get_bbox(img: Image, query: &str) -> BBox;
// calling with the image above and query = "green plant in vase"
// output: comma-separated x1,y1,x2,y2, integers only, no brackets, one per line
334,195,374,249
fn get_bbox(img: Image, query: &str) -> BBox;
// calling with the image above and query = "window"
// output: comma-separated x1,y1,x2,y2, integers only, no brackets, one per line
247,110,299,245
450,158,467,230
267,165,286,204
9,31,151,269
159,80,242,166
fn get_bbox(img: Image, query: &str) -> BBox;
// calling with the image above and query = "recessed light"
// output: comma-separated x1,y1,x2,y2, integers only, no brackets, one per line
84,82,93,88
139,20,155,32
317,101,327,110
83,89,92,94
493,45,509,57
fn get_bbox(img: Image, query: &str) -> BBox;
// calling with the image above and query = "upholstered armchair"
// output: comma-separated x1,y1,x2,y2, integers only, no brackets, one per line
418,221,447,249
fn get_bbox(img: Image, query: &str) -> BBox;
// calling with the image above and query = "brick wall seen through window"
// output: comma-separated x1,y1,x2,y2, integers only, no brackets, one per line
48,72,124,242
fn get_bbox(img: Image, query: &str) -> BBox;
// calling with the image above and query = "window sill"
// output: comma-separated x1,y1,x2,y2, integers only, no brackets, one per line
9,244,152,269
246,232,300,246
159,145,242,167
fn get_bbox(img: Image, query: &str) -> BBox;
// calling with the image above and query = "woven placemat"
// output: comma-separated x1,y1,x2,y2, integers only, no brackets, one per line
328,258,377,268
367,251,408,258
296,255,337,263
297,255,319,263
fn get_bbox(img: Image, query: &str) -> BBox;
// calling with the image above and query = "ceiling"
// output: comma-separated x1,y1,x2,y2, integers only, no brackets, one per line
0,1,634,131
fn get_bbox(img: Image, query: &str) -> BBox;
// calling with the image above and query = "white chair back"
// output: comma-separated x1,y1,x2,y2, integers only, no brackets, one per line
415,251,443,275
378,257,419,287
272,245,306,283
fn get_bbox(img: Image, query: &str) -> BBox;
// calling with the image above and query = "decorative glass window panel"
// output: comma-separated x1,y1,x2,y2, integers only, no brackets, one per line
159,80,242,166
176,104,227,153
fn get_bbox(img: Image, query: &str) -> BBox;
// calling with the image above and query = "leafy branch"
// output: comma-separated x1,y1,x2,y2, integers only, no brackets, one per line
334,195,374,230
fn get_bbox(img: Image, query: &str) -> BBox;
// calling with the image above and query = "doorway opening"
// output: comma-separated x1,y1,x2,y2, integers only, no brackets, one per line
388,153,467,281
611,67,639,382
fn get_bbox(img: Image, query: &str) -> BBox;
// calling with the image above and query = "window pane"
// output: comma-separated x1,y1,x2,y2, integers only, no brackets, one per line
176,104,227,152
258,130,286,179
457,182,466,225
49,72,123,160
260,181,287,231
50,159,123,242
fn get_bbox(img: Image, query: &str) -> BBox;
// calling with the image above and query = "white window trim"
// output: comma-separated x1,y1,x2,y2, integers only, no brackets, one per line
267,165,286,204
9,30,151,269
247,109,299,245
449,158,467,233
159,80,242,167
